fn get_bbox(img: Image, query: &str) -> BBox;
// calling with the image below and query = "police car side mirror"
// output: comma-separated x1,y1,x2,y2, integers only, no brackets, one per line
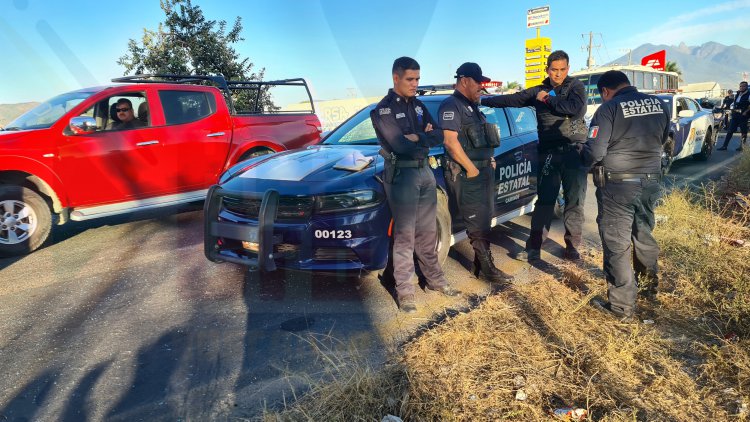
677,110,695,119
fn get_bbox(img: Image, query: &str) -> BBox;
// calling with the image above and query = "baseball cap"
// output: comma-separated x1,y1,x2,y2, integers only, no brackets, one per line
455,62,491,84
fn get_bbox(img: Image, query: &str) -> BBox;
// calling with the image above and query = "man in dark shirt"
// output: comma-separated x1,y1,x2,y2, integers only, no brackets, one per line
581,70,670,322
481,50,588,262
438,62,513,283
111,98,145,131
717,81,749,151
370,56,459,313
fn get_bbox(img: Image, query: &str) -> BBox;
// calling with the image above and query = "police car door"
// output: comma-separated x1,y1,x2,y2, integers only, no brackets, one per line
485,106,537,216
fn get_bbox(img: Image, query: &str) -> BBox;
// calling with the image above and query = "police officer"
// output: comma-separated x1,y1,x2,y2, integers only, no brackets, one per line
438,63,513,283
481,50,588,262
371,56,459,313
717,81,749,152
581,70,670,321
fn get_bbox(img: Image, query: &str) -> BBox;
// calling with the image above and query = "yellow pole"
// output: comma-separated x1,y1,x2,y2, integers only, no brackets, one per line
536,27,540,38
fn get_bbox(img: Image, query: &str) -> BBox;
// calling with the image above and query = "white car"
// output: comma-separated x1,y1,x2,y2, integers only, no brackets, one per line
656,94,717,174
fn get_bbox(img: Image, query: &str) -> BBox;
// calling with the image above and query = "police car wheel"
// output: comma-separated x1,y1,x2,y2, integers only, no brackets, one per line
693,128,713,161
661,137,675,175
435,191,451,268
0,185,54,257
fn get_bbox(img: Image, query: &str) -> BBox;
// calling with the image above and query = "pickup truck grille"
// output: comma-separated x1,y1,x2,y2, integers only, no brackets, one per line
222,196,313,220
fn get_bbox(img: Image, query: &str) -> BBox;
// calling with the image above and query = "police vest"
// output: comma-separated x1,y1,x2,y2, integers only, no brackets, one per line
457,120,501,160
536,78,587,147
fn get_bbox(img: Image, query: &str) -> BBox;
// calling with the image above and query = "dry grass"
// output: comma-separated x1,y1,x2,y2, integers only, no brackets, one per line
261,153,750,421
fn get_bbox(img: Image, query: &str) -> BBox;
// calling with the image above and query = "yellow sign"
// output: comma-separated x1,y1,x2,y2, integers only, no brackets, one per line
525,37,551,88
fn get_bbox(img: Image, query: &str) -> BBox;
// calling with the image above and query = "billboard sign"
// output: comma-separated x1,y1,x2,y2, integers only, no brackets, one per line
525,37,552,88
527,6,550,28
641,50,666,71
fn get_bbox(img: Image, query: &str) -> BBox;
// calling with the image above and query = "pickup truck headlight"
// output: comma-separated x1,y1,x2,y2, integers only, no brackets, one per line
315,190,383,214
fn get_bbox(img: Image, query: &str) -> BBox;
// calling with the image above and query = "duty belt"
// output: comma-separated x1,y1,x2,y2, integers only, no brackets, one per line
606,172,661,183
394,159,426,168
445,158,492,168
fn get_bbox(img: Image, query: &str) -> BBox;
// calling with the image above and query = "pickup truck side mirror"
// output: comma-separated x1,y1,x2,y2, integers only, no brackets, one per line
677,110,695,119
69,116,98,135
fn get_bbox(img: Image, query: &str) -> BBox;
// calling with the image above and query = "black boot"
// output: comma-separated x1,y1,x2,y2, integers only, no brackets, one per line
472,251,514,283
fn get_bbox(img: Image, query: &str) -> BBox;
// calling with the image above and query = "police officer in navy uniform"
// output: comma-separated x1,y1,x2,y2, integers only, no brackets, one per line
481,50,588,262
717,81,749,151
371,56,459,313
582,70,670,321
438,63,513,283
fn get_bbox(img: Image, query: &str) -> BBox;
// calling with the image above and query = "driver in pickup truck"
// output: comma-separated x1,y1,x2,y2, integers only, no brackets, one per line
112,98,146,131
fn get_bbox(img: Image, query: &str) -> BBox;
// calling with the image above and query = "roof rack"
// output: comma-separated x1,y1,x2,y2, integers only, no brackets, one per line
111,74,316,115
417,84,455,96
111,74,230,89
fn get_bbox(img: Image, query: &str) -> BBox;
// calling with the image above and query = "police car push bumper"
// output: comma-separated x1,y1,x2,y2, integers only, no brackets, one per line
204,186,279,272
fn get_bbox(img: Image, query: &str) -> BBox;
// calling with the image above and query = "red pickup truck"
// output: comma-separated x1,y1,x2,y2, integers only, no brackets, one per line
0,75,322,256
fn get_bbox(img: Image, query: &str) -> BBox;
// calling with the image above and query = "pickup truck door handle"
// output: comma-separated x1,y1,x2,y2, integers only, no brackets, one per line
207,132,225,137
136,140,159,146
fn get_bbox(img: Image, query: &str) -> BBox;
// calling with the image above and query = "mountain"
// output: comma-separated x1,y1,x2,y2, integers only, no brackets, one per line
0,102,39,128
606,42,750,91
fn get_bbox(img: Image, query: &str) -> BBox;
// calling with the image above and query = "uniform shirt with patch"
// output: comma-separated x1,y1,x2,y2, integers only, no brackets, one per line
582,86,670,174
438,90,486,133
370,88,442,159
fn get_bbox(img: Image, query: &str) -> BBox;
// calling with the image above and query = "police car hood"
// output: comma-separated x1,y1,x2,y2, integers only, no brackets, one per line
235,145,380,183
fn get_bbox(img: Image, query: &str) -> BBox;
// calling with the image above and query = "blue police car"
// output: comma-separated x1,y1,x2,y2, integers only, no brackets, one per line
203,94,540,273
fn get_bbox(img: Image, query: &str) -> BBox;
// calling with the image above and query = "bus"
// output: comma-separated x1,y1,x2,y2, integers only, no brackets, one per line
571,64,680,124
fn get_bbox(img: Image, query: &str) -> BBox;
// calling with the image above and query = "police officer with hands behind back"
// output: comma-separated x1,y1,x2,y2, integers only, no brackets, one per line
371,56,460,313
438,63,513,283
581,70,670,322
481,50,588,262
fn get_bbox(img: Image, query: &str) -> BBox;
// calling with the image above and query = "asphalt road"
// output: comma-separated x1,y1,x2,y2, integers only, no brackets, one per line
0,140,742,421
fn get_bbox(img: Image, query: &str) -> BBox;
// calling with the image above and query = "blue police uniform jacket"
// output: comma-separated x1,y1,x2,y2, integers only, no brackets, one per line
582,86,670,174
370,89,443,159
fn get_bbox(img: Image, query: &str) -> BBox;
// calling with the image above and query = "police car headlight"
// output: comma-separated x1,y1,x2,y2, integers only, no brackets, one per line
315,190,383,214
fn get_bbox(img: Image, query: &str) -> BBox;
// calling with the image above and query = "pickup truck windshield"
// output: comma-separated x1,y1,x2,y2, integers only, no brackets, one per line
5,91,94,131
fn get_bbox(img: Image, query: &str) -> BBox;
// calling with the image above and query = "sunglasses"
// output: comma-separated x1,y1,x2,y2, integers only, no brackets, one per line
116,107,131,112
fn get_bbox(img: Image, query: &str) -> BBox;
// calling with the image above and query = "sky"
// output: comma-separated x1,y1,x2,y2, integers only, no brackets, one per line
1,0,749,105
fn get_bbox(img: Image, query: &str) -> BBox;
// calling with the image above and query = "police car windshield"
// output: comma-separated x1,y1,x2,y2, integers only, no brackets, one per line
322,105,379,145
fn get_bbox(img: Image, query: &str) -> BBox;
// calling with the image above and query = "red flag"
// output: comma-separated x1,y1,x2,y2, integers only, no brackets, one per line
641,50,666,71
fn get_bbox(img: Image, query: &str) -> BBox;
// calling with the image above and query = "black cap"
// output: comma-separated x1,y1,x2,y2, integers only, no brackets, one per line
455,62,491,84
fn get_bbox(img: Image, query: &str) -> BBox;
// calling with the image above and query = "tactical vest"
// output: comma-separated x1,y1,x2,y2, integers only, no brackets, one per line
536,78,587,147
457,120,501,160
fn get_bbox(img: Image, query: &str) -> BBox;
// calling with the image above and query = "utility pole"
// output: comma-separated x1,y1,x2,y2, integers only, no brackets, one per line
581,32,601,69
619,48,632,65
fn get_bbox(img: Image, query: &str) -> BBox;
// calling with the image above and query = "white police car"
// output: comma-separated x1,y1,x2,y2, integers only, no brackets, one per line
656,93,717,174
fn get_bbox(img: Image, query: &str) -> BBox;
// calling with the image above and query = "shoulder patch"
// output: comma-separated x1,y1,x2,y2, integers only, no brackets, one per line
379,108,391,115
442,111,454,121
588,126,599,139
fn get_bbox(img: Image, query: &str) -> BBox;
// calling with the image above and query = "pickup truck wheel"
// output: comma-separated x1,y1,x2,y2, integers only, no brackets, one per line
0,186,53,257
242,147,275,160
661,137,675,175
436,190,451,268
693,128,713,161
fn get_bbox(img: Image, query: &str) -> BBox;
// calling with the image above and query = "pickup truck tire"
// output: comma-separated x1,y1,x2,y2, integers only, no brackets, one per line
436,190,451,268
0,185,53,257
242,147,276,160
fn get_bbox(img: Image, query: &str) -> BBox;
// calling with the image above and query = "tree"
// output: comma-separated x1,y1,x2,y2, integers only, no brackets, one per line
118,0,275,111
665,61,683,81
